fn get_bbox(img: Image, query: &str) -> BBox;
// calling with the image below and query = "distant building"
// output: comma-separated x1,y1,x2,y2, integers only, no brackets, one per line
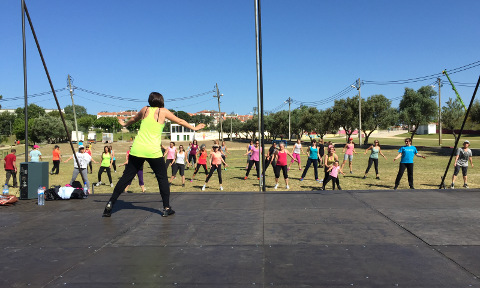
171,123,196,142
190,110,253,124
97,110,137,121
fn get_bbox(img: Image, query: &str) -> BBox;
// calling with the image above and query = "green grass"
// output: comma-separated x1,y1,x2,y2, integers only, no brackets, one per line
2,138,478,196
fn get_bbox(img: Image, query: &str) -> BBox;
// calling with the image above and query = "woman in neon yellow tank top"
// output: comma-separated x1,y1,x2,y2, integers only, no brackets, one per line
103,92,205,217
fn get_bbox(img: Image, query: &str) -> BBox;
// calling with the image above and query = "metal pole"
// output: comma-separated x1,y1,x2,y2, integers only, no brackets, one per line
288,97,291,141
439,75,480,189
438,77,442,145
215,83,223,141
254,0,265,191
21,0,28,157
358,78,362,146
68,75,79,143
230,117,232,141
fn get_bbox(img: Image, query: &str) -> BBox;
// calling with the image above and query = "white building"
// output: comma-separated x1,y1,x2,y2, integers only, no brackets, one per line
417,123,437,135
171,123,196,142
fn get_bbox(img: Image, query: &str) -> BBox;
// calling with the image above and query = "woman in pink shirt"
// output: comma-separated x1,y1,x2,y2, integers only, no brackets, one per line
322,160,345,190
244,140,261,180
274,142,297,190
202,145,227,191
341,137,357,174
165,142,177,176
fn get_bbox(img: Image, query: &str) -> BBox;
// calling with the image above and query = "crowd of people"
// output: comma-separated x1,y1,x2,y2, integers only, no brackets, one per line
1,92,475,218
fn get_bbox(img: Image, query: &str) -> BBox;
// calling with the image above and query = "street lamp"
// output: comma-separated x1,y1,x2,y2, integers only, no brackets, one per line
351,78,362,145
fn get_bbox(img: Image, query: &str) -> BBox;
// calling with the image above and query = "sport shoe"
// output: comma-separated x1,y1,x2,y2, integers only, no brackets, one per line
220,186,223,191
450,183,455,189
350,171,353,174
244,176,248,180
299,178,303,181
393,186,398,190
110,183,114,187
362,176,367,179
286,185,290,189
274,183,278,189
376,176,380,180
162,207,175,217
464,183,469,188
202,185,206,191
182,184,185,187
317,179,323,182
190,179,193,182
102,201,113,217
96,181,102,186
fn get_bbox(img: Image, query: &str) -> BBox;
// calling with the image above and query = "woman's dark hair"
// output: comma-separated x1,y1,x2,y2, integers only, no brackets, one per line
54,145,60,149
148,92,165,108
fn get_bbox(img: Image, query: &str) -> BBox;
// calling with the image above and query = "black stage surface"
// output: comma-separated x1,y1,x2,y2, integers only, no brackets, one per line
1,189,480,287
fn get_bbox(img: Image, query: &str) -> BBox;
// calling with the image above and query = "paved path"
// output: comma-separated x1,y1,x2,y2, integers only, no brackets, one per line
1,189,480,287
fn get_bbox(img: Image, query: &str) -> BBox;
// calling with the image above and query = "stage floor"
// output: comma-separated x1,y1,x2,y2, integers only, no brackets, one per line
1,189,480,287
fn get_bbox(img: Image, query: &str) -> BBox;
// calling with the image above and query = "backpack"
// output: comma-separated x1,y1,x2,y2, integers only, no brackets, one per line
45,185,62,201
71,181,82,189
70,188,86,199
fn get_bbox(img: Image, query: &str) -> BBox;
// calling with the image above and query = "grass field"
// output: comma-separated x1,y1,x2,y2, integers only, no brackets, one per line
1,133,479,196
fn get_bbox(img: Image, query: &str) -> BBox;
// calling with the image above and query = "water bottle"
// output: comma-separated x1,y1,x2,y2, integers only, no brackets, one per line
3,184,8,196
83,182,89,198
37,186,45,206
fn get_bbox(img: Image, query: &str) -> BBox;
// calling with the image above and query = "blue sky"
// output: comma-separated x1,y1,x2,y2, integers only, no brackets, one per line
1,0,479,116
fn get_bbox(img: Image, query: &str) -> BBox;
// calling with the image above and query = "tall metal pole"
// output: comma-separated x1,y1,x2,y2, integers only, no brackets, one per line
21,0,28,157
288,97,292,141
68,75,79,142
230,117,233,141
215,83,223,140
438,77,442,145
254,0,265,191
357,78,362,145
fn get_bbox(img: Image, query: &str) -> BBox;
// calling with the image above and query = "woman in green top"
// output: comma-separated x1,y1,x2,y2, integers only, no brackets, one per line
97,146,113,187
103,92,205,217
362,140,387,180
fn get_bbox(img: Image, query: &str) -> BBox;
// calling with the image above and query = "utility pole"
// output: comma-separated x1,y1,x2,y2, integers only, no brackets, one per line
230,116,233,142
287,97,292,141
438,77,442,145
352,79,362,145
214,83,223,140
68,75,79,143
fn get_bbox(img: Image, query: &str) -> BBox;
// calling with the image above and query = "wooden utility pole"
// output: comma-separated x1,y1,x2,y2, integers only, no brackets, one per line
68,75,79,142
438,77,442,145
214,83,223,140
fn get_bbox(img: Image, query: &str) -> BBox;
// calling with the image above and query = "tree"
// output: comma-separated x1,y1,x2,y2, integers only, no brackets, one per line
241,117,258,140
191,114,214,127
399,86,438,140
15,104,46,119
93,117,122,132
332,96,360,141
64,105,88,120
30,115,74,143
0,111,16,136
470,100,480,123
290,106,309,138
77,115,97,132
0,95,2,109
316,108,337,140
361,94,398,144
217,118,242,139
265,111,289,140
442,97,465,142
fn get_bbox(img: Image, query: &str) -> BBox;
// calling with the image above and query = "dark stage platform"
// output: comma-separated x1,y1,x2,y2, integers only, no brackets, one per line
1,189,480,287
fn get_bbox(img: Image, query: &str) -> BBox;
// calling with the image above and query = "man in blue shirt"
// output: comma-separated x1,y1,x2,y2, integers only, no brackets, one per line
393,138,426,189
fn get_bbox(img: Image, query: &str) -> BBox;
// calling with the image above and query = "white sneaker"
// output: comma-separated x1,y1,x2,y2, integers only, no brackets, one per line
274,183,279,189
110,183,114,187
95,182,102,186
220,186,223,191
202,185,206,191
286,185,290,189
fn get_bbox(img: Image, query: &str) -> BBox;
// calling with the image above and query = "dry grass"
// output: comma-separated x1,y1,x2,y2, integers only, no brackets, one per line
2,137,478,196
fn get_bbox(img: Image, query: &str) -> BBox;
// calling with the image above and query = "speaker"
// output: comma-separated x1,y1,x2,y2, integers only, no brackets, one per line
20,162,49,200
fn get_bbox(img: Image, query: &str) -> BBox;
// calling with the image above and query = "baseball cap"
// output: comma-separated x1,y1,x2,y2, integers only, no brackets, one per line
464,140,470,144
33,145,39,148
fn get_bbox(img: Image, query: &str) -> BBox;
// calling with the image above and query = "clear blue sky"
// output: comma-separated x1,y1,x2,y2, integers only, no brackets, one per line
1,0,479,116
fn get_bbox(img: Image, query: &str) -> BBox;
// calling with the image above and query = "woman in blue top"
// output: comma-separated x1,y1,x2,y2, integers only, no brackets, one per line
300,139,320,181
393,138,426,190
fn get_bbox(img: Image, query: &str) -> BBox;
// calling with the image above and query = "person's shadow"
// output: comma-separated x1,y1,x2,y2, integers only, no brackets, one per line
95,199,163,216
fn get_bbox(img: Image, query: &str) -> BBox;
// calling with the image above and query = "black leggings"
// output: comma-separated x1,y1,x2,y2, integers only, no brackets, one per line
88,161,93,173
274,165,288,179
206,164,222,184
365,158,379,175
51,160,60,174
108,155,170,208
112,160,117,171
98,166,113,184
395,163,414,188
301,158,319,180
188,154,196,165
265,158,276,173
193,163,208,175
322,175,341,190
246,160,260,178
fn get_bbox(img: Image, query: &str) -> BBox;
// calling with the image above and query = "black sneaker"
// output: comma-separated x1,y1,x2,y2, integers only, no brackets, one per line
102,201,113,217
410,186,415,189
393,186,398,190
162,207,175,217
182,184,185,187
464,183,469,188
376,176,380,180
362,176,367,179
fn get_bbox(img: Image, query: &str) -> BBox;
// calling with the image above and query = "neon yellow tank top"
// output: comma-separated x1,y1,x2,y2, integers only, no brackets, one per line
101,152,111,167
130,107,165,158
327,155,336,166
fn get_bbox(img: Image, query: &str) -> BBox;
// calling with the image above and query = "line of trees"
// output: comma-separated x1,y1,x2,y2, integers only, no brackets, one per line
0,85,477,144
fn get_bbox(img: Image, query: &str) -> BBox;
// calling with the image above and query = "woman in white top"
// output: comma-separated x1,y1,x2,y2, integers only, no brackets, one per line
169,145,189,187
288,139,305,170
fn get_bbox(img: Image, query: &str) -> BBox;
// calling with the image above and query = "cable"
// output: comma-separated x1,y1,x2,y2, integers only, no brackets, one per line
0,87,68,102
